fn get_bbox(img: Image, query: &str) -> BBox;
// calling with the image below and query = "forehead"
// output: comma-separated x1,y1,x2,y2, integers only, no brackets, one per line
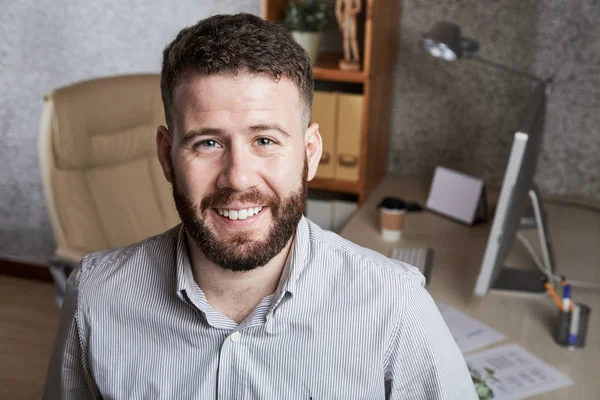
172,72,303,130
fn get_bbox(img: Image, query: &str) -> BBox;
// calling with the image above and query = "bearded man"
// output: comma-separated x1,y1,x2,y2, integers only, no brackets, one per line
44,13,477,400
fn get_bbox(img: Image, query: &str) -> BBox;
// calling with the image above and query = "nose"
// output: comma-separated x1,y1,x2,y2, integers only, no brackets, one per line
216,145,256,192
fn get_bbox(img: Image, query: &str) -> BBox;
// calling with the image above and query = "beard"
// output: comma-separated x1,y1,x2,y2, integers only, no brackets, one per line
169,157,308,272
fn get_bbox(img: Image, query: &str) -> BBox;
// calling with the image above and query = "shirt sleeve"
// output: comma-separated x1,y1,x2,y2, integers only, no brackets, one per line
43,264,100,399
385,281,478,399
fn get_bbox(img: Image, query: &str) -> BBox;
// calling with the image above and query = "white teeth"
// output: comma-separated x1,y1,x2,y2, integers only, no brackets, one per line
217,206,264,220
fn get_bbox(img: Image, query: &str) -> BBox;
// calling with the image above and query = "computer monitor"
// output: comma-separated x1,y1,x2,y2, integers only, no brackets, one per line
474,81,556,297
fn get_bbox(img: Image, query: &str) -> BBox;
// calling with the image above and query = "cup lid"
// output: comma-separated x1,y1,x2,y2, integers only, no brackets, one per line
378,197,406,210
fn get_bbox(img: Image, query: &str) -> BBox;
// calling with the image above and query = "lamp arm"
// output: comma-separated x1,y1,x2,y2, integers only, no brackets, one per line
468,55,545,83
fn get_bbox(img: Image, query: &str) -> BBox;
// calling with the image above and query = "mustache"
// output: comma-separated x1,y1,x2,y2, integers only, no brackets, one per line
200,188,279,211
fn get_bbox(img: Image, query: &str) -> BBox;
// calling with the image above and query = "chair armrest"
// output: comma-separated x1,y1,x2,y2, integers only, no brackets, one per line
48,258,78,307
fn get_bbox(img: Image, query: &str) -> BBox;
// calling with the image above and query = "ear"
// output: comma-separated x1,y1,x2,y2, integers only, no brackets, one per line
156,125,173,183
304,122,323,181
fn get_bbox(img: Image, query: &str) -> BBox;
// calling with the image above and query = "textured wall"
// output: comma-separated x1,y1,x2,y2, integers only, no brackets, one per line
390,0,600,197
0,0,259,264
1,0,599,264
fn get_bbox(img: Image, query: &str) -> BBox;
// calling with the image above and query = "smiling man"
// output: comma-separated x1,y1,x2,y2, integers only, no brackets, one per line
44,13,477,400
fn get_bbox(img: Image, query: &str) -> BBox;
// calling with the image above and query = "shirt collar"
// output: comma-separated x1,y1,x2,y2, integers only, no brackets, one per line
175,224,194,295
174,216,312,299
275,216,310,297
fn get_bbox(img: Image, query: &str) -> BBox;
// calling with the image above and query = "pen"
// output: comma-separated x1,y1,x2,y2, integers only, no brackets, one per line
543,277,565,312
562,283,572,313
569,304,580,346
561,278,574,312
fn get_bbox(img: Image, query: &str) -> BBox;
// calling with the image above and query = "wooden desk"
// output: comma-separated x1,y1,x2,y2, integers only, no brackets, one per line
340,177,600,399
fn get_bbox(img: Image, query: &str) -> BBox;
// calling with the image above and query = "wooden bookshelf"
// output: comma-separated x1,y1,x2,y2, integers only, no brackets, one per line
313,53,368,83
308,177,361,195
262,0,401,204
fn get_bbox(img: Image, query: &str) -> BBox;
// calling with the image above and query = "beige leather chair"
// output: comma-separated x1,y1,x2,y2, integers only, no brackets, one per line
39,74,180,305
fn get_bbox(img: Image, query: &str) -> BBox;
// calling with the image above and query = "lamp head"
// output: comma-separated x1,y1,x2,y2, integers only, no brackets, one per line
422,21,479,61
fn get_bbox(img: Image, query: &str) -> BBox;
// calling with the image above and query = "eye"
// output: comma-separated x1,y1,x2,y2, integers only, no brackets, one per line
256,137,274,146
196,139,221,149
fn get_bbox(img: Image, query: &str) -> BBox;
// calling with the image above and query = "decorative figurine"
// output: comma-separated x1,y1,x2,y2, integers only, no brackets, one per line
335,0,361,71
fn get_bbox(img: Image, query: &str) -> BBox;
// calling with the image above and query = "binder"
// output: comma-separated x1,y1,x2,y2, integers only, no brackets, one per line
305,199,333,231
305,198,357,233
335,93,363,182
311,91,338,179
332,200,357,232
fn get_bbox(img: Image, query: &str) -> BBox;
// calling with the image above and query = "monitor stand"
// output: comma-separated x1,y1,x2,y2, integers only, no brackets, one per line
492,187,556,293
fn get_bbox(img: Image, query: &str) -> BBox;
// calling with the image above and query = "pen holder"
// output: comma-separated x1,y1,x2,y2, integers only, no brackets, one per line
554,303,591,349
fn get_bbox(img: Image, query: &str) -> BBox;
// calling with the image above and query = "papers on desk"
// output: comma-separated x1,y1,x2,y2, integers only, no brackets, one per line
436,303,574,399
465,344,573,400
437,302,506,354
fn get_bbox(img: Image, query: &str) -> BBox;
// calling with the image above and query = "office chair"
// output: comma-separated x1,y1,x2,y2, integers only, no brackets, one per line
38,74,180,306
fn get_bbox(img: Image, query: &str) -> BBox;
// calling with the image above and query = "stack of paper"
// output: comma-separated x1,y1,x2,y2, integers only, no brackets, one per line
436,303,573,399
437,302,506,354
466,344,573,400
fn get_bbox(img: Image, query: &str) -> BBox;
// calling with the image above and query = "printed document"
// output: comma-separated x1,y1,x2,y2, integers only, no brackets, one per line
437,302,506,354
466,344,573,399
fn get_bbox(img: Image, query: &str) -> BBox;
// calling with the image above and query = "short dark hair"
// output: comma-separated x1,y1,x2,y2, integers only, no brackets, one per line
160,13,314,131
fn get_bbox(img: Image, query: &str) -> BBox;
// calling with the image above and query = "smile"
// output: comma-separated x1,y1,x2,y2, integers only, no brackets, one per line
216,206,264,221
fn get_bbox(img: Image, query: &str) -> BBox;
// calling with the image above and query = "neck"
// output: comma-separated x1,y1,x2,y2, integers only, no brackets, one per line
186,233,294,322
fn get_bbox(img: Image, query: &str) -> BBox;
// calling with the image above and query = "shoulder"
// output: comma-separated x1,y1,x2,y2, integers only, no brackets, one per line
305,219,426,288
302,219,432,362
77,225,180,289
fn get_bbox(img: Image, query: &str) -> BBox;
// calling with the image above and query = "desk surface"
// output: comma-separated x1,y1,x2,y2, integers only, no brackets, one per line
340,176,600,399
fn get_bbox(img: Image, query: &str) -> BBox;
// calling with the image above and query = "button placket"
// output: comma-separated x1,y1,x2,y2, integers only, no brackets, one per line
218,330,245,399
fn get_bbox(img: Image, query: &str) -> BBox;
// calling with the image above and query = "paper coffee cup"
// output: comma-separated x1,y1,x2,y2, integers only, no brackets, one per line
378,197,406,242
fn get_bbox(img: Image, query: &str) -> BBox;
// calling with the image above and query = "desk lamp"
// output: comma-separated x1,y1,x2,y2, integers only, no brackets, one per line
422,21,546,84
421,21,557,296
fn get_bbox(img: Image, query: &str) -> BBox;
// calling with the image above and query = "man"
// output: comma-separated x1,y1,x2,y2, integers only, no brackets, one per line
44,13,477,399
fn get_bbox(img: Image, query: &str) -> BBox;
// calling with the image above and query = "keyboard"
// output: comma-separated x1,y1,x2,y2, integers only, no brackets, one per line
390,247,435,284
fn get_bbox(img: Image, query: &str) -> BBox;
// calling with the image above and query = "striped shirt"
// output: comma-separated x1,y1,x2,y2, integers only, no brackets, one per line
44,217,477,399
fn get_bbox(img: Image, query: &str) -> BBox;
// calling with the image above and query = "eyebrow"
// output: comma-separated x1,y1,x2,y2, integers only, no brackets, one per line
181,124,290,145
247,124,290,138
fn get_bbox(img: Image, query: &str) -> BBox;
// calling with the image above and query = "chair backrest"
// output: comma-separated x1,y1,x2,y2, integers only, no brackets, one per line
39,74,180,263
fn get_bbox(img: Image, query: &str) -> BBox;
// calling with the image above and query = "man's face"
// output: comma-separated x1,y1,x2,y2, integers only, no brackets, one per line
158,72,321,272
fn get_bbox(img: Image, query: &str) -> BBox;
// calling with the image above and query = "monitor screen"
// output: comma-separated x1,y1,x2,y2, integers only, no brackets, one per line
474,82,549,296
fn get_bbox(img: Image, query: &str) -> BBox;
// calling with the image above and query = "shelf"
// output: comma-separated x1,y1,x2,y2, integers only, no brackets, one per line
263,0,400,206
308,177,361,194
312,53,367,83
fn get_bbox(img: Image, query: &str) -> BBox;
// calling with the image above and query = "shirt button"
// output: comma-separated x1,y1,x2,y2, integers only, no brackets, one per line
230,332,241,342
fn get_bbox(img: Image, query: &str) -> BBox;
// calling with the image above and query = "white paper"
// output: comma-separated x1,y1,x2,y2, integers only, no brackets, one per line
426,166,484,224
437,302,506,354
466,344,573,400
